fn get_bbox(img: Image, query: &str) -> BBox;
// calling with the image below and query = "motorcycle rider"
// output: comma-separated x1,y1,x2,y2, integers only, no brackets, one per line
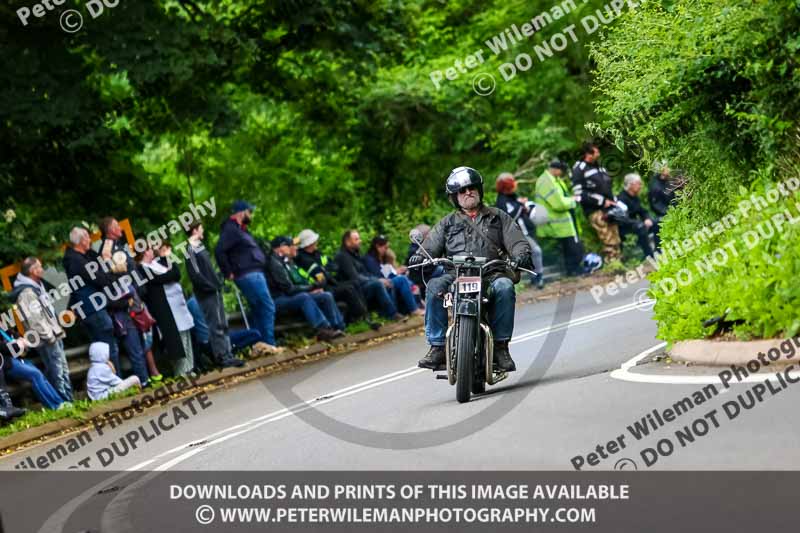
410,167,532,372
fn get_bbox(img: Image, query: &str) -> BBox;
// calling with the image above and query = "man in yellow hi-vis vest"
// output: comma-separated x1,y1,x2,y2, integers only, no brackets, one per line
535,160,587,276
294,229,374,327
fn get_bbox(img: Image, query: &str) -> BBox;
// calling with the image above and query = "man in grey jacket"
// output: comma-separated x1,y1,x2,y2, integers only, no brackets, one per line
186,223,245,368
11,257,73,401
409,167,532,372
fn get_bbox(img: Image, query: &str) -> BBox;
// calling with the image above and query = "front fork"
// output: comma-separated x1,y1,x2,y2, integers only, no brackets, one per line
444,292,456,385
444,302,507,387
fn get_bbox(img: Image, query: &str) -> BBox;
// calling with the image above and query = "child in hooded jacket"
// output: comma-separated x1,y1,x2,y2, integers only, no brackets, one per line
87,342,141,401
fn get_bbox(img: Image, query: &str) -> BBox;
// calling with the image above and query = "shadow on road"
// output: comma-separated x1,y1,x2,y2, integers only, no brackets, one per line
426,367,614,407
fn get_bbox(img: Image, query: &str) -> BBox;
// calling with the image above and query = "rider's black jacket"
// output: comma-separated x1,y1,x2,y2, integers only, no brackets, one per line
412,204,531,282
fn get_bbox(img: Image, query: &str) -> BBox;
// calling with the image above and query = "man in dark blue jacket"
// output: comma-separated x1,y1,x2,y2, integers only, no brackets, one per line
214,200,281,352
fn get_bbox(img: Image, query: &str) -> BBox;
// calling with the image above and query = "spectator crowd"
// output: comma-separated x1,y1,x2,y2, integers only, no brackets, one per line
0,202,429,421
0,146,681,422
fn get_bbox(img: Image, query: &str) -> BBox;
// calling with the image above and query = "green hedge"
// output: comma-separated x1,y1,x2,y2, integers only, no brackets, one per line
589,0,800,341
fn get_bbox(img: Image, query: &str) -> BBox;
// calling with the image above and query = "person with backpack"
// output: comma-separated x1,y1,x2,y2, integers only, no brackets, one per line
495,172,545,288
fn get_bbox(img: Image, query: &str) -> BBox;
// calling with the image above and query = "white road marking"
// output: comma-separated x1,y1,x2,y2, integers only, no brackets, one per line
144,299,654,471
134,367,427,469
510,301,651,345
611,343,800,384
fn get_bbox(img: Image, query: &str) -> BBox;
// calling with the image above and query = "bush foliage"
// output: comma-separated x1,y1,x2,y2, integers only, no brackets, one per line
590,0,800,341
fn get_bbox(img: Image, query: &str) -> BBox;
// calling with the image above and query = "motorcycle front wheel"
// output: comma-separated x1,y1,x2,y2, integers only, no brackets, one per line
456,315,478,403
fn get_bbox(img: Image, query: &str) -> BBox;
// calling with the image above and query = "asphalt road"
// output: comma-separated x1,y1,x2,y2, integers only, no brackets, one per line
5,277,799,476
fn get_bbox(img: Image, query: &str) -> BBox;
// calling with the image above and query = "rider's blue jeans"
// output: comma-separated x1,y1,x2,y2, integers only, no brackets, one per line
425,275,516,346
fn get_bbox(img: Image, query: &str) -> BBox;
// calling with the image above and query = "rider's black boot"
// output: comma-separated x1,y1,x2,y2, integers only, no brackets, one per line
418,345,446,371
493,341,516,372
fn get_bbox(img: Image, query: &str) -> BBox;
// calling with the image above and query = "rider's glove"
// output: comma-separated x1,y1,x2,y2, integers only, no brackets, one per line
512,254,533,271
408,254,426,267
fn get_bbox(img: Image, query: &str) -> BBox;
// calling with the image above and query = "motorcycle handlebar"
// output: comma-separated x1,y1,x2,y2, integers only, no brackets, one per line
482,259,507,269
407,257,454,270
408,257,540,279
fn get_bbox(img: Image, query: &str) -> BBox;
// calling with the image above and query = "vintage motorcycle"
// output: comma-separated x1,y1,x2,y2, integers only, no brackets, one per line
410,252,537,403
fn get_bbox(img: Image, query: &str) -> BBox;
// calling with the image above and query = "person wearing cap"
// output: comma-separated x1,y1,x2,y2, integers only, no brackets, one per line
294,229,372,326
266,236,345,341
336,230,404,320
495,173,545,288
214,200,281,351
536,159,586,276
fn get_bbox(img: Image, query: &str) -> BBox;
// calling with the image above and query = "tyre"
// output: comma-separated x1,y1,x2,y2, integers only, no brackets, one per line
456,315,478,403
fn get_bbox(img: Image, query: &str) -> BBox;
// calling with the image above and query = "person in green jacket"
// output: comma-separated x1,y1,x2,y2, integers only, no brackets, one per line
535,160,586,276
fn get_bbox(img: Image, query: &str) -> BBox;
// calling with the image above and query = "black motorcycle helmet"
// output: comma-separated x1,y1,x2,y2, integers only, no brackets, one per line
445,166,484,207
